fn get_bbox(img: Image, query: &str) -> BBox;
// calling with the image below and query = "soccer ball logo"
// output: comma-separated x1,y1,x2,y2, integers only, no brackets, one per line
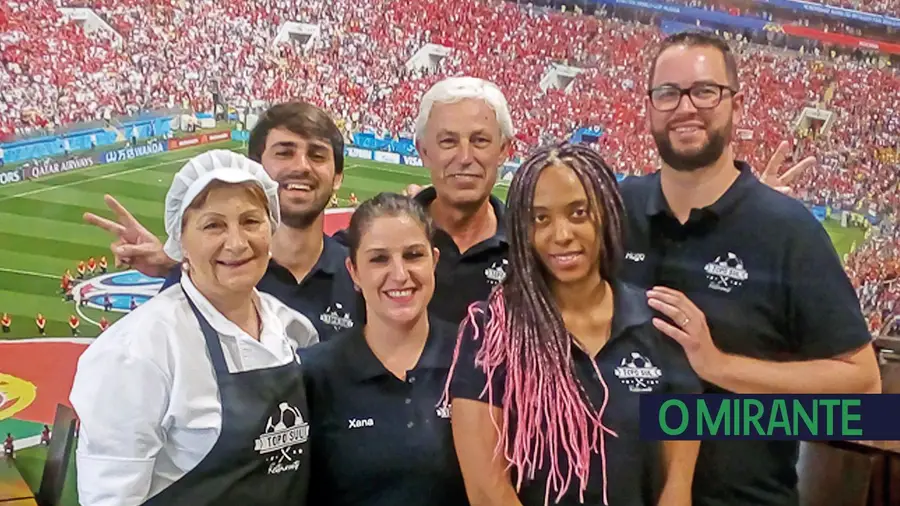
621,351,653,369
719,252,744,271
266,402,303,433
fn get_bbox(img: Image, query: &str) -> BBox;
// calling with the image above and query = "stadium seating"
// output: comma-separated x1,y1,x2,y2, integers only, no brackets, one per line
1,0,898,333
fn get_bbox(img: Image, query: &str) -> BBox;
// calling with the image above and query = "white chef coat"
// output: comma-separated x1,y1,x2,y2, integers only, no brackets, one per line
69,274,319,506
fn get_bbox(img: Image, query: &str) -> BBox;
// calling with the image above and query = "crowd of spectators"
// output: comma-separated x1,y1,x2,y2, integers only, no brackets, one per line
1,0,898,333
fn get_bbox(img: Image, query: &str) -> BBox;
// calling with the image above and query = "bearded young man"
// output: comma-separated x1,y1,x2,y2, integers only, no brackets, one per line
617,32,881,506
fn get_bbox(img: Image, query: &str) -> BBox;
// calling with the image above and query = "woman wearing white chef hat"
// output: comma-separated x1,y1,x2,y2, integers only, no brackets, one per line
70,149,319,506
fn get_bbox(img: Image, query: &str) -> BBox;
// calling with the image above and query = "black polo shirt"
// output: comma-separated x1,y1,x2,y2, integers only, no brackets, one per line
298,316,468,506
415,187,510,324
617,162,873,506
161,234,361,341
450,281,701,506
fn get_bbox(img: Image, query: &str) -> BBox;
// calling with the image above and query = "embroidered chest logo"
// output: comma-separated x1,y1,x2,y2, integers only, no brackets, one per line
255,402,309,475
319,302,355,331
436,402,451,419
614,352,663,393
484,259,509,285
704,252,749,293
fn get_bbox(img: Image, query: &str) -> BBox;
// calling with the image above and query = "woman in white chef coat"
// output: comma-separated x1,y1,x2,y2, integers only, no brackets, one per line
69,149,319,506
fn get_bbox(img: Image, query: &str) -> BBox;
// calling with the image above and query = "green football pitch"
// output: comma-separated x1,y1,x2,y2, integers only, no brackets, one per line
0,139,864,341
0,140,865,505
0,140,451,340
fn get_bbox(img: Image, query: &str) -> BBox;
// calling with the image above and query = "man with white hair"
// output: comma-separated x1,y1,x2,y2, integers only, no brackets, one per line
406,77,513,324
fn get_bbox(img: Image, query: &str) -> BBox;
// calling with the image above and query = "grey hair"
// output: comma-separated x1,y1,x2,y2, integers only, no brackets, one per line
414,77,516,142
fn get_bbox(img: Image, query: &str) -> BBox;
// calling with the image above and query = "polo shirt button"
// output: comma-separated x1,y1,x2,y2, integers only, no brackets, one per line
407,421,415,428
408,376,416,384
405,398,412,404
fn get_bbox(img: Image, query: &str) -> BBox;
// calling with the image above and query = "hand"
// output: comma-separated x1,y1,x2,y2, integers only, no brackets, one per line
83,194,176,278
759,140,816,196
646,286,725,379
403,184,428,197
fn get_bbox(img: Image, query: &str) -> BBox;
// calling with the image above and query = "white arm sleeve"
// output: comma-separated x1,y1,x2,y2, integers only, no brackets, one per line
70,344,171,506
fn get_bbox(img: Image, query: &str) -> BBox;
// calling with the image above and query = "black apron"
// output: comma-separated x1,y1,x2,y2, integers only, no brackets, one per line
143,292,311,506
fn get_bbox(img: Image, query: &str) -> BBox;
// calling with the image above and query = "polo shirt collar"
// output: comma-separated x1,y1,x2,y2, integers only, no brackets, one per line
180,272,282,342
269,234,347,281
344,316,453,382
645,161,756,219
414,186,508,246
610,280,655,341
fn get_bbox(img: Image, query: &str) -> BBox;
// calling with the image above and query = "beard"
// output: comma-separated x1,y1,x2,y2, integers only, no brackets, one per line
279,191,330,229
653,118,731,172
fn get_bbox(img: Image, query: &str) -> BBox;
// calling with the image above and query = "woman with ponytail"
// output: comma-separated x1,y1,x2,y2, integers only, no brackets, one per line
442,143,701,506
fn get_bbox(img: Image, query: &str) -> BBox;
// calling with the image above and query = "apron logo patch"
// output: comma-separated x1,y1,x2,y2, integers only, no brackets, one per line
255,402,309,475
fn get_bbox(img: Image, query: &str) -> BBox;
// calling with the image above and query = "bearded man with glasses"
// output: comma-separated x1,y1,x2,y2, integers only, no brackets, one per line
617,32,881,506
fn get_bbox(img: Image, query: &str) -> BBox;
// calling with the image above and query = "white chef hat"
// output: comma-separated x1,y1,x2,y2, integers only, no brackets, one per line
163,149,280,262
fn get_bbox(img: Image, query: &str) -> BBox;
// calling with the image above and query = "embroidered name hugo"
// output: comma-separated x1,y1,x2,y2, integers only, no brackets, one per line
255,402,309,475
625,251,646,262
348,418,375,429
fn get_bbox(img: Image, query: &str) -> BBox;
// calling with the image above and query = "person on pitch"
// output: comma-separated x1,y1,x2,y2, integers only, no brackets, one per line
1,313,10,333
69,314,80,336
445,144,701,506
35,313,46,336
99,255,108,274
3,434,13,459
88,257,97,276
41,425,51,446
70,150,318,506
301,193,469,506
99,316,110,332
77,260,86,279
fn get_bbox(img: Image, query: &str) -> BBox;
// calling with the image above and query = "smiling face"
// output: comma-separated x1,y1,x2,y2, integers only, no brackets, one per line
181,183,272,301
531,163,601,288
260,127,343,229
416,98,509,210
346,214,439,328
648,45,743,172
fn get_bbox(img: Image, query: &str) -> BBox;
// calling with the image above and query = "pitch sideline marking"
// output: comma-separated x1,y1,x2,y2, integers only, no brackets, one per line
0,156,198,203
0,267,58,279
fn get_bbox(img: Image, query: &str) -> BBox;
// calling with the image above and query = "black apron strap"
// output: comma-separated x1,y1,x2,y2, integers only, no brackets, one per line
183,287,230,376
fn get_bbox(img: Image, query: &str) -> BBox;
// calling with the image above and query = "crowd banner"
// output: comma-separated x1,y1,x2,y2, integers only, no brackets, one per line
0,168,23,186
373,151,401,164
101,141,168,164
167,130,232,151
782,24,900,55
755,0,900,29
23,156,96,181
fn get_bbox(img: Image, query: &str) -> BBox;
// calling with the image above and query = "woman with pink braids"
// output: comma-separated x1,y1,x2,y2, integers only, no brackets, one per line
442,143,701,506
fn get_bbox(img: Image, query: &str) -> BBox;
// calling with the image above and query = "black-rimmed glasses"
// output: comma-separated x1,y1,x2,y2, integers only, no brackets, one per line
648,83,738,112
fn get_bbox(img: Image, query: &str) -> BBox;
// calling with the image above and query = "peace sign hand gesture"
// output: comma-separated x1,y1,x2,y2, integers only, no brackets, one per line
759,140,816,196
